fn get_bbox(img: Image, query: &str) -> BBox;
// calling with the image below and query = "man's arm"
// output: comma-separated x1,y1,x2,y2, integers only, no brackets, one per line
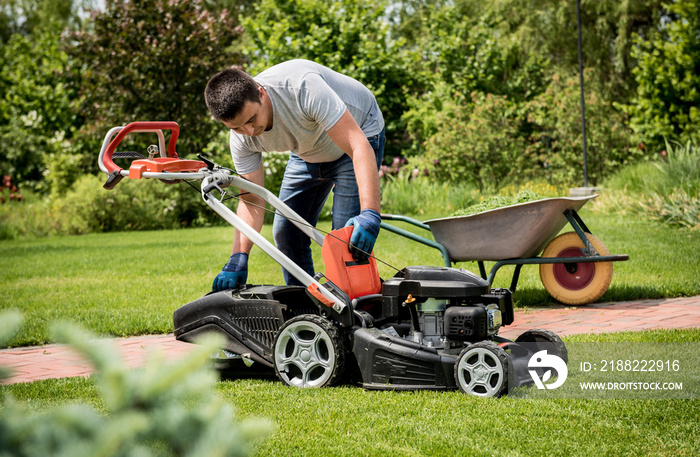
326,109,380,212
231,165,267,255
327,109,381,259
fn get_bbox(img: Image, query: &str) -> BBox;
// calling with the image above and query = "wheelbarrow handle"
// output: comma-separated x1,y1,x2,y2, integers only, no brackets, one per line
380,213,452,267
380,213,432,231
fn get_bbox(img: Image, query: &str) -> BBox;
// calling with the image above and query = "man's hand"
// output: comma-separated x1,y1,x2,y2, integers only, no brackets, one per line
344,209,381,260
212,252,249,291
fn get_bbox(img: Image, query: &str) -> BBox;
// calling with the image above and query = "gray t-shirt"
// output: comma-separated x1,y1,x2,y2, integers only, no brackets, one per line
229,59,384,175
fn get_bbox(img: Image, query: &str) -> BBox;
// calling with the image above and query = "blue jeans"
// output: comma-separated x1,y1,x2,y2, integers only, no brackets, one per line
272,129,385,286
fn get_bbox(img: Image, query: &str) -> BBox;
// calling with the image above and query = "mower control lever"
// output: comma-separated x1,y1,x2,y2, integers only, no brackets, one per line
202,181,224,196
197,154,216,171
201,170,234,198
103,172,124,190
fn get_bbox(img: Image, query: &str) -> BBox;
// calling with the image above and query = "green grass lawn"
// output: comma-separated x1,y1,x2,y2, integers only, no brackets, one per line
13,383,696,456
1,207,699,347
2,328,699,456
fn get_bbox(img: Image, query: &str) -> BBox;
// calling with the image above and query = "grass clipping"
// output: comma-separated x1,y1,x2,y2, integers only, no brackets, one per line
453,190,546,217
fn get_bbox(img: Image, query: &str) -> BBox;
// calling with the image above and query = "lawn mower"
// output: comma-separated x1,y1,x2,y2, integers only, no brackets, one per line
98,122,569,397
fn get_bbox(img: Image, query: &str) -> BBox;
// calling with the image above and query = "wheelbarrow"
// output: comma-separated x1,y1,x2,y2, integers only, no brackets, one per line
380,196,629,305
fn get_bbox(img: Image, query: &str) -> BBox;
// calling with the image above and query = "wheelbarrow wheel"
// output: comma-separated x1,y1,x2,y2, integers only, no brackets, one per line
539,232,613,306
273,315,345,388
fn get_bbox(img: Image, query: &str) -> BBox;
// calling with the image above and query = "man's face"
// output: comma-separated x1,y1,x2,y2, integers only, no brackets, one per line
222,88,272,137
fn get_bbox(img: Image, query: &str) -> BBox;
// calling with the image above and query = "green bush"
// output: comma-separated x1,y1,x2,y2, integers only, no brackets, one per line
526,72,640,186
0,197,47,240
413,69,640,191
242,0,418,158
0,311,272,456
0,27,79,190
67,0,245,170
656,140,700,197
400,3,548,155
605,140,699,197
0,174,227,239
625,0,700,152
639,188,699,231
422,91,533,191
62,175,230,232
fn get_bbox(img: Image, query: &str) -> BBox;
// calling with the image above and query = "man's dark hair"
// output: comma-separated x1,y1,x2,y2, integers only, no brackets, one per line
205,68,261,121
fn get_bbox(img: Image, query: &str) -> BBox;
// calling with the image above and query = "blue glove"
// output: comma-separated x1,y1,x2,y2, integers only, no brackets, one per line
212,253,248,291
344,209,381,261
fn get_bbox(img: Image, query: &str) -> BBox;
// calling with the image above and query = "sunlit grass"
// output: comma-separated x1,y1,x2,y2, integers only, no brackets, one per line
1,203,699,347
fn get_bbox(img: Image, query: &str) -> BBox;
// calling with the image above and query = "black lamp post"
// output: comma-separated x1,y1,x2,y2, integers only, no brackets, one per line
577,0,589,188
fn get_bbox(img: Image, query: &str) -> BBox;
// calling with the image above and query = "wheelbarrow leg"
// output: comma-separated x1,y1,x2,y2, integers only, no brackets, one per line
485,261,523,293
509,264,523,293
478,261,487,280
564,208,590,233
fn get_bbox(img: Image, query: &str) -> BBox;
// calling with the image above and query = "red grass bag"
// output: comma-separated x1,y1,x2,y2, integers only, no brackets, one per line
322,226,381,299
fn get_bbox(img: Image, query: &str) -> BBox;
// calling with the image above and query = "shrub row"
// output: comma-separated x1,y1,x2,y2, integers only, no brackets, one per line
0,175,224,240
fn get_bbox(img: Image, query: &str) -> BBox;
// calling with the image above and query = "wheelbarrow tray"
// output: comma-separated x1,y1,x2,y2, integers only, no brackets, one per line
424,195,597,262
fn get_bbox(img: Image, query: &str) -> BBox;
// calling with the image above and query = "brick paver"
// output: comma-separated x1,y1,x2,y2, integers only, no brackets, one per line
1,295,699,384
498,295,700,338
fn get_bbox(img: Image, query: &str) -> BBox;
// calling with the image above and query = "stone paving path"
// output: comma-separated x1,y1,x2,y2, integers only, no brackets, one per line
1,295,699,384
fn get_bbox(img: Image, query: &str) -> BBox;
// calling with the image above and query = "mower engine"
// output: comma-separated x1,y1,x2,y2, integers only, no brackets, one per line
350,266,515,391
379,266,512,348
419,298,503,347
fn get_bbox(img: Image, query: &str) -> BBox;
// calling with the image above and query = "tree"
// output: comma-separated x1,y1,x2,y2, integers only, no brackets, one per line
401,1,547,152
479,0,664,103
626,0,700,151
242,0,418,158
68,0,245,159
0,28,77,187
0,0,88,43
0,0,95,189
526,73,638,186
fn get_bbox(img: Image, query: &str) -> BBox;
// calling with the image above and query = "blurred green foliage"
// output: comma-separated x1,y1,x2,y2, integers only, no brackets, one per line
67,0,245,161
0,311,273,456
596,140,700,230
0,26,78,188
0,174,228,239
422,91,530,191
525,72,641,186
0,0,90,43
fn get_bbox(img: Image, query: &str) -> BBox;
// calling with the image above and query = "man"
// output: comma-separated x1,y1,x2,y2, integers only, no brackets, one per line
204,59,385,291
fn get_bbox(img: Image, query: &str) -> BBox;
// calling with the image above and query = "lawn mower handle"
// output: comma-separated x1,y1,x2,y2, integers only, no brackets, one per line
97,122,350,323
98,121,180,175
